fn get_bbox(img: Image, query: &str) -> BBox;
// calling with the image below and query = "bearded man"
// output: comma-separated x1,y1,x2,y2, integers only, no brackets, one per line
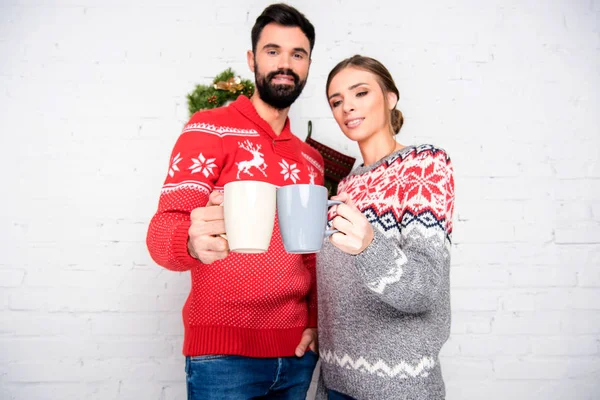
146,4,324,399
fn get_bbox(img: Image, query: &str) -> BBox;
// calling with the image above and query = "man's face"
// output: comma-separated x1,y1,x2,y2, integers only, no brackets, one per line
248,23,311,110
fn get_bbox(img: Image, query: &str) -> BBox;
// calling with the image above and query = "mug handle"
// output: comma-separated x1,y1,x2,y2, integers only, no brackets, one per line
218,202,228,240
325,200,343,237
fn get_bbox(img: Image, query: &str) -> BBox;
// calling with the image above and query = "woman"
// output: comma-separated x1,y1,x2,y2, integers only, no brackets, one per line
316,55,455,400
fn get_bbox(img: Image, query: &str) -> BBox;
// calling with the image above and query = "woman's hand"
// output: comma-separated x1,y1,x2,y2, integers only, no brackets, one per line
329,192,374,255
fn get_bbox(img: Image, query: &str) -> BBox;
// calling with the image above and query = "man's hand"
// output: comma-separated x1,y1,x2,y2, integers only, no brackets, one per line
188,191,230,264
295,328,318,357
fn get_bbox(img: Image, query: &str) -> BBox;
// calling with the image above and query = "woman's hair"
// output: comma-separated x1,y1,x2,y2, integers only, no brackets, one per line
326,55,404,134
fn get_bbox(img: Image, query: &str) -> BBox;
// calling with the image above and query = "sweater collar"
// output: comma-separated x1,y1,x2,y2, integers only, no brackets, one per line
351,145,416,176
231,95,302,163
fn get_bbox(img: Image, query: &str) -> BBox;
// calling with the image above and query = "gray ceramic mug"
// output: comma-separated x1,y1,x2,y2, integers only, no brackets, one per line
276,184,342,254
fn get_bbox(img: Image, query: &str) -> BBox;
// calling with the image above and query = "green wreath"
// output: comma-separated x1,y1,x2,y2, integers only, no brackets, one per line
187,68,255,116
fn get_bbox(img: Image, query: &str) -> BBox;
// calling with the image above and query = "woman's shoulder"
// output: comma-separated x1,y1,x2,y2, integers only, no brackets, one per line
405,144,451,162
392,144,453,173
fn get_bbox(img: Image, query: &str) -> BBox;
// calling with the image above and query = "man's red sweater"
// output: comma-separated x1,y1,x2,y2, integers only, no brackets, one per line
146,96,325,357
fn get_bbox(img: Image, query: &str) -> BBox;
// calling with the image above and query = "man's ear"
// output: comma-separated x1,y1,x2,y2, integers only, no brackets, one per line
247,50,255,73
386,91,398,110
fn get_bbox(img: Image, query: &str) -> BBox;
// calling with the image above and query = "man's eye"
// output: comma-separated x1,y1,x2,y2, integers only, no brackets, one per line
293,53,304,59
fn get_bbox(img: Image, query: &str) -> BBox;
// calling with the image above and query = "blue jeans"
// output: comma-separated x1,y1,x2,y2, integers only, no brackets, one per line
185,352,318,399
327,390,357,400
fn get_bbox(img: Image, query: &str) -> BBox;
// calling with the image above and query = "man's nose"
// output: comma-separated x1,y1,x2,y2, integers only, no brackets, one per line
277,54,291,70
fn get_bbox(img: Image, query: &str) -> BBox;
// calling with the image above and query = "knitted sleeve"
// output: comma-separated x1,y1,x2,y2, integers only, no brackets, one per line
146,116,224,271
354,148,454,313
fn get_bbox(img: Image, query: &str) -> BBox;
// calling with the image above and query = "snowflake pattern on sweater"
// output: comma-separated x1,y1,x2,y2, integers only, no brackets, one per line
338,145,453,244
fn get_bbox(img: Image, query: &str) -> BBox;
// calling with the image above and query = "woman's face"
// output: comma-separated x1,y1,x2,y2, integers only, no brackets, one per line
327,67,395,143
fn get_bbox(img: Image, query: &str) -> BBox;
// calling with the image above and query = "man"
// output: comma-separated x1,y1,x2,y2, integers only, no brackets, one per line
146,4,324,399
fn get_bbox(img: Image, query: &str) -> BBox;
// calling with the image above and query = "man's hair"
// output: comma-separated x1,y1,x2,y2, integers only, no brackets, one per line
251,3,315,56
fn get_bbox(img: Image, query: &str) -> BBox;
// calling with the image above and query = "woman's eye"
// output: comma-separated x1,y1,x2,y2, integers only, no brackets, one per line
356,91,368,97
331,100,342,108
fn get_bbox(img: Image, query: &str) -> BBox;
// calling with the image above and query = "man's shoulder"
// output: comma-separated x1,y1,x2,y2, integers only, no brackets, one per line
182,106,259,139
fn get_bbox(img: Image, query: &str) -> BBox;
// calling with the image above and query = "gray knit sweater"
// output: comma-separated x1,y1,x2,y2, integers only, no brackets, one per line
316,145,455,400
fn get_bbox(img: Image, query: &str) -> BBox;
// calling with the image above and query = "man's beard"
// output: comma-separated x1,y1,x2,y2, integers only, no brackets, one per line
254,63,307,110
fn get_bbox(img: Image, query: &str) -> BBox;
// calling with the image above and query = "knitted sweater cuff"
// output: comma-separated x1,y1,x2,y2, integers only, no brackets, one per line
354,228,396,281
172,220,200,268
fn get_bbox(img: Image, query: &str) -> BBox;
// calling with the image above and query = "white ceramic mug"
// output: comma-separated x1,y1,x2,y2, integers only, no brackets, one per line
223,180,277,253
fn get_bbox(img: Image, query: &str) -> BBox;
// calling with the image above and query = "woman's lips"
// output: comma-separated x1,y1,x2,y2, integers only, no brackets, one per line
345,118,364,128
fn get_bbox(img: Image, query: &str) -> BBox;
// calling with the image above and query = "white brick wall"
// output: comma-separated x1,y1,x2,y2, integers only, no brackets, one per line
1,0,599,399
